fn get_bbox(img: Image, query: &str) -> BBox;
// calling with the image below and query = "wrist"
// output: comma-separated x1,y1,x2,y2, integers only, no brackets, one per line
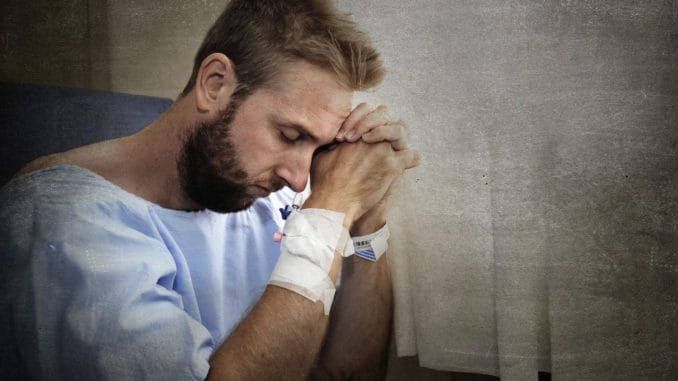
351,216,386,236
350,206,386,236
269,208,350,315
303,195,360,229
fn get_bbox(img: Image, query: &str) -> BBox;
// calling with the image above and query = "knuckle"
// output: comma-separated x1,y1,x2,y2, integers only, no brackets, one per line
397,120,408,131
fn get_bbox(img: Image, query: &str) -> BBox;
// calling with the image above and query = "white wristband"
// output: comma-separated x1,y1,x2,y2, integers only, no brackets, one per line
351,224,390,262
268,208,350,315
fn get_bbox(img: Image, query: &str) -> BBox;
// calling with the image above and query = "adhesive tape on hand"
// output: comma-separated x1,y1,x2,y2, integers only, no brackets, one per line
268,208,350,314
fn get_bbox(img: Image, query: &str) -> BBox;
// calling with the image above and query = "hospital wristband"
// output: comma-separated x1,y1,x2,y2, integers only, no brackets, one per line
351,224,390,262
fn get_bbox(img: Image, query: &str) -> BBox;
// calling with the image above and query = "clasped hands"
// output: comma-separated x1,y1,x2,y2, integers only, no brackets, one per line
308,103,420,234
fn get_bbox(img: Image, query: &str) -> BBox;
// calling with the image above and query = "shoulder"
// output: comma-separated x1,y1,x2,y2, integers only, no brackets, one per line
2,164,142,209
0,165,179,287
1,165,178,313
12,152,68,180
11,139,121,183
0,165,211,380
1,165,160,251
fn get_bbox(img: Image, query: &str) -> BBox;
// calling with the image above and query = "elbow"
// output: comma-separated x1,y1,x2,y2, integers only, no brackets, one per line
310,362,388,381
309,341,390,381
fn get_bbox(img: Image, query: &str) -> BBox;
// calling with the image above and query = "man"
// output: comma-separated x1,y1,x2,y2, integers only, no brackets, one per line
0,1,419,379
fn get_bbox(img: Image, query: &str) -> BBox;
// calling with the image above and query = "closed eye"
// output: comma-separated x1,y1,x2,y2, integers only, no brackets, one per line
279,126,302,144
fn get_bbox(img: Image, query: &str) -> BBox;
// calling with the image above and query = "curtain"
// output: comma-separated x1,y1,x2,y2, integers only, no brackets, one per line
345,1,678,379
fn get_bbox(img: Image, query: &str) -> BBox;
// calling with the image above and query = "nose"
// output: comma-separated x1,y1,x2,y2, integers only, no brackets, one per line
275,151,313,192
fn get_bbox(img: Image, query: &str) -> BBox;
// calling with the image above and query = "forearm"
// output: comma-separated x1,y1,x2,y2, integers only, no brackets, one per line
311,216,394,380
208,196,348,380
207,285,332,380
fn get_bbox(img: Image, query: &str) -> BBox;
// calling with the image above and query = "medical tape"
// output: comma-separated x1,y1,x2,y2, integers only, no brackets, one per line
268,208,350,315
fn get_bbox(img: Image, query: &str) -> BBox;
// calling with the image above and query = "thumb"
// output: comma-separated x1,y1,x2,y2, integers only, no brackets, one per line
398,148,421,170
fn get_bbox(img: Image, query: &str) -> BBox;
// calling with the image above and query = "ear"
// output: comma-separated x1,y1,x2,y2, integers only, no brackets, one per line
194,53,238,113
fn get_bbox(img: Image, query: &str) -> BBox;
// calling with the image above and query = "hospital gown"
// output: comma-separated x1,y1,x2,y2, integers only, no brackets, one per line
0,165,292,380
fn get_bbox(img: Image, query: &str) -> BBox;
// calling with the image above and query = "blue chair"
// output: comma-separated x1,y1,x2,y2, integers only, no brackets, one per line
0,82,173,185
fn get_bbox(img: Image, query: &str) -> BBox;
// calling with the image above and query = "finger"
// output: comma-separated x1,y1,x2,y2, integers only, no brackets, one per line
337,102,372,141
398,148,421,170
344,105,390,142
361,120,408,150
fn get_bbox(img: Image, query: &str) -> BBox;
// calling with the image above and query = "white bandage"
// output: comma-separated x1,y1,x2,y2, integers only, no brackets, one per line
269,208,351,314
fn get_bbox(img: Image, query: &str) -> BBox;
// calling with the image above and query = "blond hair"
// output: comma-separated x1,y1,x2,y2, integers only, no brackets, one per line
180,0,384,97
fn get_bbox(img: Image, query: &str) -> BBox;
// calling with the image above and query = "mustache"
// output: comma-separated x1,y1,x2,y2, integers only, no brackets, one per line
261,177,287,193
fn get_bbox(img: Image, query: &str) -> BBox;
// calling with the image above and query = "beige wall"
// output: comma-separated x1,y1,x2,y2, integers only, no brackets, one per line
104,0,223,98
1,0,221,99
1,0,96,89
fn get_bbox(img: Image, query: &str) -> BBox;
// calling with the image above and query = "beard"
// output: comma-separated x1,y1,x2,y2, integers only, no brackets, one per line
177,97,284,213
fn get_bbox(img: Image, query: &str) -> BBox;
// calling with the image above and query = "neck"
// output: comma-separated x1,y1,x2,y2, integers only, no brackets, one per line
120,97,202,211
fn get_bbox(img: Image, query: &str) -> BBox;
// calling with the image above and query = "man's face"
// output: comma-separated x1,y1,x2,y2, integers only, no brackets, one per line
179,60,352,213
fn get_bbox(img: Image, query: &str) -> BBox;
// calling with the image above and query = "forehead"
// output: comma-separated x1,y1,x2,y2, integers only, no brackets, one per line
262,61,353,142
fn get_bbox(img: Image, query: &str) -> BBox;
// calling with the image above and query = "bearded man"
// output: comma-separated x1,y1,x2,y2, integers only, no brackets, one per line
0,1,419,379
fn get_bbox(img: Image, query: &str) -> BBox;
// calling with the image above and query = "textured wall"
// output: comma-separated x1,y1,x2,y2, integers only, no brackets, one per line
0,0,109,89
1,0,90,87
103,0,223,98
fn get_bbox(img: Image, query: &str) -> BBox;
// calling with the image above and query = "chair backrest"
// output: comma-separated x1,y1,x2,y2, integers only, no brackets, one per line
0,82,173,185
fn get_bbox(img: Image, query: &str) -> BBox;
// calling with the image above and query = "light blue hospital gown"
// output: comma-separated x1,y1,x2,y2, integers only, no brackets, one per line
0,166,292,380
